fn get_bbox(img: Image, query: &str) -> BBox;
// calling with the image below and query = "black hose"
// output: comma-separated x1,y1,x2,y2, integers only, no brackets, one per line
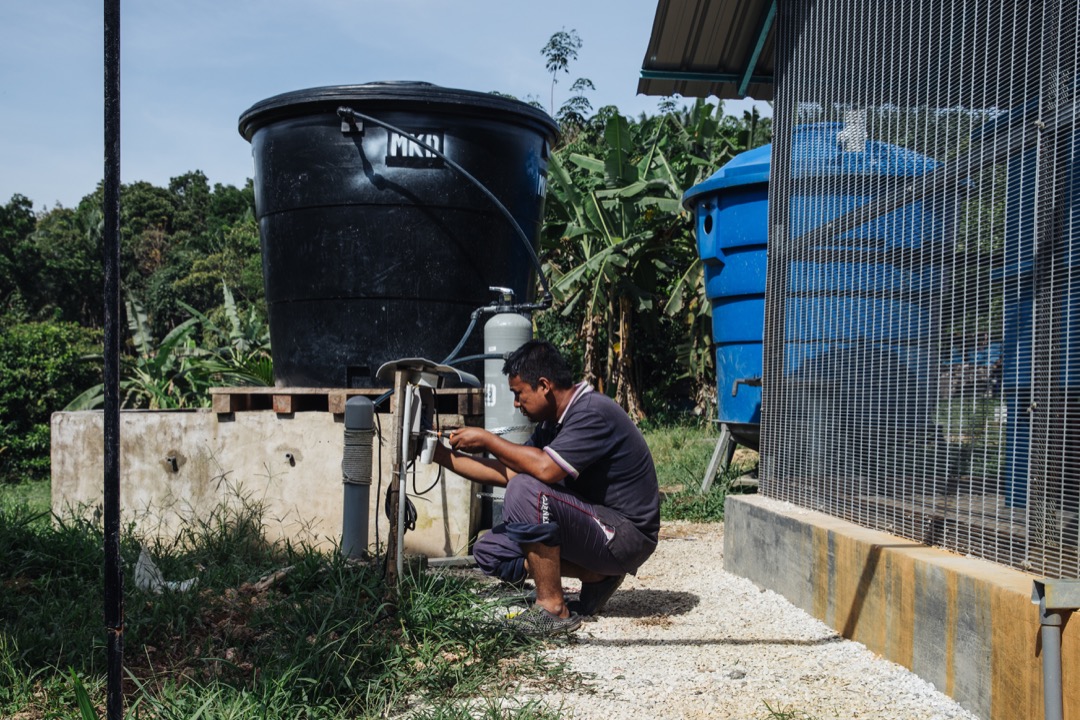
336,106,553,299
442,306,483,364
445,353,505,366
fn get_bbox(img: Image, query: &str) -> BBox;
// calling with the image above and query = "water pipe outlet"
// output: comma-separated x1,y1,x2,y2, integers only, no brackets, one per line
1032,579,1080,720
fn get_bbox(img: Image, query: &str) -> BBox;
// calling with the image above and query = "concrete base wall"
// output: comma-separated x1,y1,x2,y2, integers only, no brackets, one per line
724,494,1080,720
51,409,479,558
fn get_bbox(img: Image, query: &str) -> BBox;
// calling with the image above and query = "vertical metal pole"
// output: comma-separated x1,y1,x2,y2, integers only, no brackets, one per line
1039,610,1065,720
383,369,408,597
103,0,124,717
396,384,414,580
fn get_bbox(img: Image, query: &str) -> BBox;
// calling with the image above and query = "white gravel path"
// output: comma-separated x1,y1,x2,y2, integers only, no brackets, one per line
521,521,981,720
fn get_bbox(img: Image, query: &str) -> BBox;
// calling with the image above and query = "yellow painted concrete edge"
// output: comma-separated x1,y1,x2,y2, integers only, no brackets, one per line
733,494,1080,720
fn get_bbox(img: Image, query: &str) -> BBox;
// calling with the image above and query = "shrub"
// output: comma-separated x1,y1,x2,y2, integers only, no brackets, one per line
0,321,102,483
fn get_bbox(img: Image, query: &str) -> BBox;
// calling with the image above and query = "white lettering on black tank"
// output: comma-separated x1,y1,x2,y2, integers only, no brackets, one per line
386,131,444,168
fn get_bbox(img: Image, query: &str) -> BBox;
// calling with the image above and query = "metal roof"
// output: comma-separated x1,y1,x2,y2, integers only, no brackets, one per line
638,0,775,101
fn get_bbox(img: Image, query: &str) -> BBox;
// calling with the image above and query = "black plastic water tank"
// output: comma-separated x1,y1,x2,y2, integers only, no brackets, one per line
238,82,559,387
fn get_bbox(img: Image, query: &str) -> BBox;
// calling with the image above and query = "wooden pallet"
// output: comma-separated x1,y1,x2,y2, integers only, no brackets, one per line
209,386,483,416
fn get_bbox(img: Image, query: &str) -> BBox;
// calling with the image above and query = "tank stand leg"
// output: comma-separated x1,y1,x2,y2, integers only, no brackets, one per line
701,423,737,493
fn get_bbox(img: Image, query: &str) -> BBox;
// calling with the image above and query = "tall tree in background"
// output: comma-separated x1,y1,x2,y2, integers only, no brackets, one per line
0,194,39,318
541,28,596,135
541,28,582,115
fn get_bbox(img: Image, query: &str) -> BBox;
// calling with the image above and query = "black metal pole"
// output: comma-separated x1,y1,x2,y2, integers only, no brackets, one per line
103,0,124,717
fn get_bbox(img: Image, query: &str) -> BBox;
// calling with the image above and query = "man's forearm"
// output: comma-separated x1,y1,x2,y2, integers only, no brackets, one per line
433,442,513,487
443,427,567,484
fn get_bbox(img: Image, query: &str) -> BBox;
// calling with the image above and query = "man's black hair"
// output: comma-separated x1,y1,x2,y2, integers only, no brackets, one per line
502,340,574,389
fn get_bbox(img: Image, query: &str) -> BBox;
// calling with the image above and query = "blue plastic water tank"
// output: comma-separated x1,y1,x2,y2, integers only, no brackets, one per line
784,124,944,395
684,144,770,450
684,123,946,453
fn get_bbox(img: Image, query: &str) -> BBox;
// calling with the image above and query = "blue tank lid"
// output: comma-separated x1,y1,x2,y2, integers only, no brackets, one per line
682,143,771,209
791,122,940,178
682,122,940,209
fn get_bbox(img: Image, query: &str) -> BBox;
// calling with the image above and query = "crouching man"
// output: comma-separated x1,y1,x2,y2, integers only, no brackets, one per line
432,340,660,635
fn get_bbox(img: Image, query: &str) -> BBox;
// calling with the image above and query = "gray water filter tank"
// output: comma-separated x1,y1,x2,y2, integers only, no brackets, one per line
483,311,533,525
483,311,533,439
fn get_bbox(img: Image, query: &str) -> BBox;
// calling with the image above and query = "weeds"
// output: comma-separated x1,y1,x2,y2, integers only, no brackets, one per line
0,476,49,520
760,701,820,719
0,491,558,718
645,424,757,522
661,480,731,522
645,424,718,489
408,697,564,719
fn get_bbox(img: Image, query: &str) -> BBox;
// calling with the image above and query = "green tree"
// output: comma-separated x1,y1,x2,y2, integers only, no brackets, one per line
541,28,582,115
0,194,39,319
540,28,596,136
0,321,102,482
544,112,687,417
171,216,263,314
168,170,213,241
31,204,105,326
68,285,271,411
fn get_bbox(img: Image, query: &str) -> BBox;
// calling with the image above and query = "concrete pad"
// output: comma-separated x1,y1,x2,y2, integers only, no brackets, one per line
724,493,1079,720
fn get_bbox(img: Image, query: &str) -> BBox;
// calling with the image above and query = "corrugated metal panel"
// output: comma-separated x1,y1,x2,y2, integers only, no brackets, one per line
638,0,775,100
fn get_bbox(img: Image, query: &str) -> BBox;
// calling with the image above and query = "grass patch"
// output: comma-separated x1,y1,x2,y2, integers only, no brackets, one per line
0,490,562,718
644,424,758,523
644,424,719,488
0,477,50,519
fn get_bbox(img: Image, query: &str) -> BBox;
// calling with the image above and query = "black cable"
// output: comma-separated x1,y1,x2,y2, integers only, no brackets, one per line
413,463,443,496
386,480,417,532
337,106,553,301
411,409,445,496
442,307,483,364
445,352,505,366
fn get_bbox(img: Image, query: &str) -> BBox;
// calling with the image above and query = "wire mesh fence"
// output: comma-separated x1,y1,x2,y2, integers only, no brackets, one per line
761,0,1080,579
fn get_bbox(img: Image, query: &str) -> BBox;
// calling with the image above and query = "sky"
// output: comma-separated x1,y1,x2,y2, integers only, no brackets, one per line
0,1,769,212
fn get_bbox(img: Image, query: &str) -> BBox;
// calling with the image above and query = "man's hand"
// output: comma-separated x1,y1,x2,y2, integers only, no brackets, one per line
432,428,512,487
448,426,565,485
446,427,493,454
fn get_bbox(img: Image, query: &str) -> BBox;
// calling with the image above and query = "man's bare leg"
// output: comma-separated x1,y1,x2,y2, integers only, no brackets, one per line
522,542,570,617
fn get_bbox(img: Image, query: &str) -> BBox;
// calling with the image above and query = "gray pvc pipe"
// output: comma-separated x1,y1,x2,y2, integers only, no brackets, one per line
1040,608,1064,720
342,396,374,559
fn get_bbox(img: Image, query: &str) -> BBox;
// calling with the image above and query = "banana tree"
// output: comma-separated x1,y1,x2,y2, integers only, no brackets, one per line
544,113,686,418
67,284,271,410
543,101,762,418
